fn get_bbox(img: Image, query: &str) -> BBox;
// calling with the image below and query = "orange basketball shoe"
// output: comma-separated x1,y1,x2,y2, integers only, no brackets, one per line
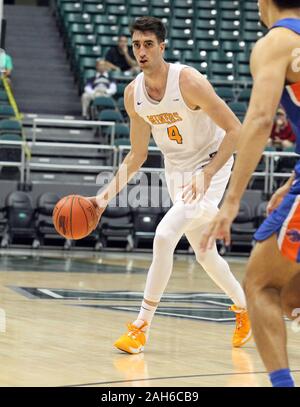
114,321,148,354
229,305,252,348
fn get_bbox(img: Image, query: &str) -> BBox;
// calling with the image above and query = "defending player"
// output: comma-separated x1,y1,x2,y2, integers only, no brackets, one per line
200,0,300,387
90,17,251,354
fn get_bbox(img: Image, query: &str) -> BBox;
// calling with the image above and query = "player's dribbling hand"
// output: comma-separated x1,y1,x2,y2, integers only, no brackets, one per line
199,199,240,253
87,196,106,228
182,169,213,204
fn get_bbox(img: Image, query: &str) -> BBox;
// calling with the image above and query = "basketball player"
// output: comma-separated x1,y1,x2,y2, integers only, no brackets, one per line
200,0,300,387
90,16,251,354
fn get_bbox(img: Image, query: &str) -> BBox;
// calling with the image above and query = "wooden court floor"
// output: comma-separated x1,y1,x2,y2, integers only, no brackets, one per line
0,249,299,387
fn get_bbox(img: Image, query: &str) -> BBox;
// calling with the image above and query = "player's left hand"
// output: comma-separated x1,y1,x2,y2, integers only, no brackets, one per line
199,199,240,252
182,169,213,204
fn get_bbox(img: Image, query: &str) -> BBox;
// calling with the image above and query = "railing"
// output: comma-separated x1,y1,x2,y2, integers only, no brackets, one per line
0,136,298,193
32,118,116,145
25,142,118,183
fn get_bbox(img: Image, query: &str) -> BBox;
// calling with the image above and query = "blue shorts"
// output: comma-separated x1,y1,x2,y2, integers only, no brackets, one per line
254,178,300,263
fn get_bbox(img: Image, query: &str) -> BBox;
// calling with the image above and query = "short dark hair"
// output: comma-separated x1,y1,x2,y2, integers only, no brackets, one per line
130,16,167,43
273,0,300,9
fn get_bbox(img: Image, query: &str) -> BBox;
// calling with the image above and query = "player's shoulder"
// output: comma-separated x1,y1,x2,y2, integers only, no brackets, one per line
252,28,295,59
179,65,208,91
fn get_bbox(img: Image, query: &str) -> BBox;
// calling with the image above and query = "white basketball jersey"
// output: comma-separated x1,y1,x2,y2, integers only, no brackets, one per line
134,63,225,176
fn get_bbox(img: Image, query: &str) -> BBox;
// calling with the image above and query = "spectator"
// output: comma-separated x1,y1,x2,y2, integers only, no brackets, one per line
268,107,296,150
81,59,117,119
105,36,138,73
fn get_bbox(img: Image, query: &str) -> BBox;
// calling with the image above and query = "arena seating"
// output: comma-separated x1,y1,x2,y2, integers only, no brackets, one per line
54,0,265,117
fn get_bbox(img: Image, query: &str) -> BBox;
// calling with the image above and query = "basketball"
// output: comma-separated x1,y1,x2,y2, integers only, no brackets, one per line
52,195,98,240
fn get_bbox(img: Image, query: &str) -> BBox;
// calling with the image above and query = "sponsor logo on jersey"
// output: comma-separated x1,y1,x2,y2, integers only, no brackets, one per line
147,112,183,125
287,229,300,243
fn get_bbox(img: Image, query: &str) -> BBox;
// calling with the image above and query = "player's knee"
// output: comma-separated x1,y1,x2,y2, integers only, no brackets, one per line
243,274,258,304
153,228,175,251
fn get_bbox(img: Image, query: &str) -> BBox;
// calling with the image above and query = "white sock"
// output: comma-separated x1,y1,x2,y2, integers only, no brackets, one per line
134,301,158,329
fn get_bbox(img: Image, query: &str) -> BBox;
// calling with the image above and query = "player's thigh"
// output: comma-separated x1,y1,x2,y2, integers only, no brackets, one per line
245,234,300,293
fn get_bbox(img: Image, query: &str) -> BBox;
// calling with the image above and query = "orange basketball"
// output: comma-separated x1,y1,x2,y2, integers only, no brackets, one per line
52,195,98,240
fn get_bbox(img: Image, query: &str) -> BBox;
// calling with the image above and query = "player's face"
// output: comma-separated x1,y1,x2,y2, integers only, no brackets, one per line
132,31,165,71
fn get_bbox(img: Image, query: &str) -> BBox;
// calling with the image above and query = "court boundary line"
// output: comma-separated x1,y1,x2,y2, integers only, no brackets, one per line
63,369,300,387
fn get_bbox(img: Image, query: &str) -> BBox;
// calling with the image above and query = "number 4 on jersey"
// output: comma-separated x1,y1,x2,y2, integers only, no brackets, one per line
167,125,183,144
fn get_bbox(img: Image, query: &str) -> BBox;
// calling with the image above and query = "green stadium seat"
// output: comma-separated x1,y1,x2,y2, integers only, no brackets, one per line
236,52,251,64
115,123,130,139
71,34,97,47
151,0,170,6
95,25,119,36
116,83,127,98
238,88,252,102
219,30,241,41
171,18,193,29
174,0,194,7
65,13,91,26
209,50,234,63
106,5,128,16
237,64,252,81
173,8,194,19
0,90,8,102
172,39,195,51
0,105,15,119
228,102,247,115
211,62,235,80
114,138,130,146
220,19,241,31
221,10,241,20
164,49,182,63
74,45,102,62
243,2,259,11
98,109,124,123
106,0,126,5
216,87,235,102
82,4,106,14
68,23,94,36
195,19,216,30
0,120,22,134
218,1,240,11
183,50,206,64
128,0,149,6
129,6,150,17
92,14,118,25
60,2,82,16
243,31,264,42
169,28,192,40
196,9,218,20
97,35,118,47
93,96,116,110
151,8,171,19
243,11,259,21
79,57,98,74
222,40,246,53
243,21,262,31
194,28,217,41
196,0,217,10
197,39,220,52
118,16,132,26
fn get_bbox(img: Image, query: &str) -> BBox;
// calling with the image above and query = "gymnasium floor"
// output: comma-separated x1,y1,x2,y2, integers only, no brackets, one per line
0,249,299,387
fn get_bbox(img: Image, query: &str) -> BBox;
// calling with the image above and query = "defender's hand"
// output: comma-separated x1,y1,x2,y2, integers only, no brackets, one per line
199,200,240,252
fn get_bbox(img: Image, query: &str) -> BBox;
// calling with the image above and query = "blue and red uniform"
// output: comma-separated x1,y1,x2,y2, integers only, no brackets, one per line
254,18,300,262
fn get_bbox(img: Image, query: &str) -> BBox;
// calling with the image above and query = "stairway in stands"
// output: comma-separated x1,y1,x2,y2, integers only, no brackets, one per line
4,4,81,116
